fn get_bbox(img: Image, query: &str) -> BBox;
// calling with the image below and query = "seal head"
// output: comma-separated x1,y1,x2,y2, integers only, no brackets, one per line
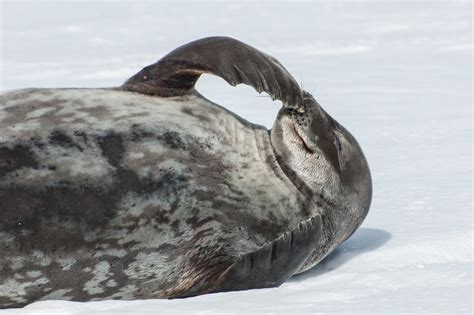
271,92,372,271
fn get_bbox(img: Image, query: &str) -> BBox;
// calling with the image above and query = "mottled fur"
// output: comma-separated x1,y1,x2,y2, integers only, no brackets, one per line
0,89,318,307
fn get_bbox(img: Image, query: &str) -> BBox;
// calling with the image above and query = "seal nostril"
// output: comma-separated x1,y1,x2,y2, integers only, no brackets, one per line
334,135,342,151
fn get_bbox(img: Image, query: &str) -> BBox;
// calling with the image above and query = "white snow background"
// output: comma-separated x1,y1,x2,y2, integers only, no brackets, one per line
0,0,472,314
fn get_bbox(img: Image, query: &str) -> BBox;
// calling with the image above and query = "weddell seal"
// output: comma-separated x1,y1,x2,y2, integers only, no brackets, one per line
0,37,372,308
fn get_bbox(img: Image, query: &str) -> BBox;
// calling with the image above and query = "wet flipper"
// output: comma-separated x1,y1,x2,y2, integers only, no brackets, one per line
213,215,322,293
121,36,303,109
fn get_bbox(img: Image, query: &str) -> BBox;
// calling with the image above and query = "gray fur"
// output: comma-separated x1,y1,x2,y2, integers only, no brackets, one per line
0,37,371,308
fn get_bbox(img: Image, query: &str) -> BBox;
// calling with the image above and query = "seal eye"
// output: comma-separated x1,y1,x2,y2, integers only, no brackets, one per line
334,134,342,151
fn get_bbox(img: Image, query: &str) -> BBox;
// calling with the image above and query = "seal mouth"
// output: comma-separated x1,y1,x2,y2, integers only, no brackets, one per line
291,120,315,153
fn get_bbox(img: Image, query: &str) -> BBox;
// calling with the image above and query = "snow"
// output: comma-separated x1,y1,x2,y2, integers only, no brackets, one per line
0,0,472,314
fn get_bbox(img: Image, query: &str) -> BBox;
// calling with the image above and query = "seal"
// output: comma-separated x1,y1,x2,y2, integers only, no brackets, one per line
0,36,372,308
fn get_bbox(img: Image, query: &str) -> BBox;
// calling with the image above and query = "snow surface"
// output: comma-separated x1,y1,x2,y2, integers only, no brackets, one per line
0,0,472,314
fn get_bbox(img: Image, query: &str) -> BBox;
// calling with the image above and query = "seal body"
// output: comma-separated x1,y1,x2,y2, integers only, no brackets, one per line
0,37,371,308
0,89,316,305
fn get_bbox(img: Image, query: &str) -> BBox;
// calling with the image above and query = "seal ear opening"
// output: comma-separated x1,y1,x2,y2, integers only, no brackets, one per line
121,36,303,109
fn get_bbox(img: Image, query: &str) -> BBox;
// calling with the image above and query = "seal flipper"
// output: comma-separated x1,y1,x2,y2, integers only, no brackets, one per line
121,36,303,109
213,215,322,293
166,215,322,298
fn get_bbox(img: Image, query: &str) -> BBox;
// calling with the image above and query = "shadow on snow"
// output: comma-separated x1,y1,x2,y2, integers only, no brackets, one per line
290,227,391,281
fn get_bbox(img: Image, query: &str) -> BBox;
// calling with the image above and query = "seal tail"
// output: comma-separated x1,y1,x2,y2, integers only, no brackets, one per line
165,215,322,298
121,36,303,109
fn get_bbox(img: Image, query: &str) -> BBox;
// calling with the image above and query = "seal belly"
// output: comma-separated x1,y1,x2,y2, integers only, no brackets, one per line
0,89,313,307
